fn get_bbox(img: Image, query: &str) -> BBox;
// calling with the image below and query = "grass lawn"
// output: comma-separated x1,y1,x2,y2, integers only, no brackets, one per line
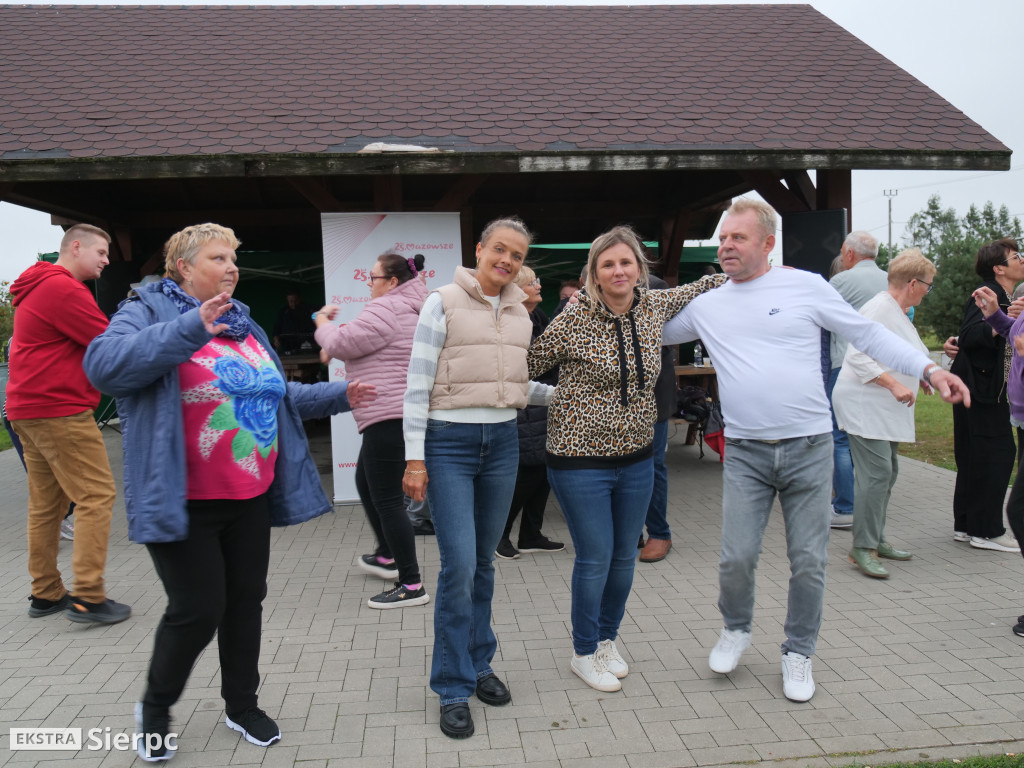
850,755,1024,768
900,392,957,471
0,425,10,452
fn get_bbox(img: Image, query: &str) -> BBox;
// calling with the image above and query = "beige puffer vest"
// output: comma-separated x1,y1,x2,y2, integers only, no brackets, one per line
429,266,532,411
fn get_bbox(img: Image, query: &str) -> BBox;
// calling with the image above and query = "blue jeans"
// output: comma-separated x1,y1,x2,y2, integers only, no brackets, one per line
425,419,518,705
548,459,654,655
827,367,854,515
719,434,831,657
643,419,671,540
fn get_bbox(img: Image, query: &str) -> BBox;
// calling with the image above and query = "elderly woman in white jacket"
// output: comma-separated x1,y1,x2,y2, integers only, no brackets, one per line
833,248,936,579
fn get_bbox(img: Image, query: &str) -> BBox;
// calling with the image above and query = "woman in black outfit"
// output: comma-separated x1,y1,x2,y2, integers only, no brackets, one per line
951,237,1024,552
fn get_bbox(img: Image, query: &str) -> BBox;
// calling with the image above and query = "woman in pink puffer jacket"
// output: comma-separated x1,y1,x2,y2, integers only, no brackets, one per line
314,252,429,610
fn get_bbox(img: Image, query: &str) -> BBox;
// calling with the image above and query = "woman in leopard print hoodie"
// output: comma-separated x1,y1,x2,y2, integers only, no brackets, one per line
528,225,724,693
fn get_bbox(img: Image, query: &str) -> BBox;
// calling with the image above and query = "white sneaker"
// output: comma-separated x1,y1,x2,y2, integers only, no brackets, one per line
708,628,751,673
969,533,1020,553
596,639,628,679
829,509,852,529
570,652,622,692
953,530,971,543
781,652,815,702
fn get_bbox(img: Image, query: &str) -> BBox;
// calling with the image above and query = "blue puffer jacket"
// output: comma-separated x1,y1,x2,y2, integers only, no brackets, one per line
83,283,352,544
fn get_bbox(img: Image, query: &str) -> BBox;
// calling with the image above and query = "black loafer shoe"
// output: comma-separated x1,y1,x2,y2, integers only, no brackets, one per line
475,673,511,706
439,703,474,739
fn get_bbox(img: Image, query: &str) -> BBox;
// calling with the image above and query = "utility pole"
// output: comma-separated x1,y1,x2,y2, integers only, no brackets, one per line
883,189,898,258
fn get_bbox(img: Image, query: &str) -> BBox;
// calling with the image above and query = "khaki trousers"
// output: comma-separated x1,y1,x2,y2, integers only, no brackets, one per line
12,411,116,603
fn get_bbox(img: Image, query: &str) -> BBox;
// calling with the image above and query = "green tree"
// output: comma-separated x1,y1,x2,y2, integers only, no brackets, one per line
0,280,12,361
900,195,1023,339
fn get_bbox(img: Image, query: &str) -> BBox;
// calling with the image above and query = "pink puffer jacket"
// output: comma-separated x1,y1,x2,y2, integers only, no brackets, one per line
314,277,428,432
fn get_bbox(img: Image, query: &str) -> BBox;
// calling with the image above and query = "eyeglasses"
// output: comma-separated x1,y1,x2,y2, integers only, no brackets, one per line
527,279,541,287
368,275,390,282
914,278,933,294
1006,252,1024,264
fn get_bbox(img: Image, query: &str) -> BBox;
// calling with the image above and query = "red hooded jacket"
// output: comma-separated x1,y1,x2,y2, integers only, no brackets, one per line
5,261,109,419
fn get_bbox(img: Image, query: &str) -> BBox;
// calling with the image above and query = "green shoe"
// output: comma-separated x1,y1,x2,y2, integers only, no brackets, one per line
848,547,890,579
876,542,912,561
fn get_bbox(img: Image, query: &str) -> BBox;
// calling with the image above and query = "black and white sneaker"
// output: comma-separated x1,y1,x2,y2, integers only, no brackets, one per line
368,583,430,609
1014,615,1024,637
495,538,520,560
134,701,175,762
357,554,398,580
517,536,565,553
226,707,281,747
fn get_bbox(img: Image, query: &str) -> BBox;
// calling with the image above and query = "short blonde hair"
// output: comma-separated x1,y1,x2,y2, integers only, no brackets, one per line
585,225,650,303
513,265,537,287
60,223,110,253
726,198,778,240
163,223,241,284
887,247,935,286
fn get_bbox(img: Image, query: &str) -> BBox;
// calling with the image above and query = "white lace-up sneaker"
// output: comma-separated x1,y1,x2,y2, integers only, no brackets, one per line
781,652,815,702
596,639,628,679
708,628,751,673
571,652,622,692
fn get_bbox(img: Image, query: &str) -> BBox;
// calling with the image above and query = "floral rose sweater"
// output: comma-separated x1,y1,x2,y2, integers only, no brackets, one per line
527,274,725,468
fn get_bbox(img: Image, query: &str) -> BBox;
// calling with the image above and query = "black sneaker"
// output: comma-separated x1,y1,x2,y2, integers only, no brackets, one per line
495,538,520,560
226,707,281,746
65,596,131,625
28,593,71,618
357,554,399,580
135,701,175,762
517,536,565,553
1014,616,1024,637
368,583,430,610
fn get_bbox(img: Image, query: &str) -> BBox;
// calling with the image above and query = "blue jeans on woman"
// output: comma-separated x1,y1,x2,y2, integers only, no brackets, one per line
548,459,654,656
425,418,518,705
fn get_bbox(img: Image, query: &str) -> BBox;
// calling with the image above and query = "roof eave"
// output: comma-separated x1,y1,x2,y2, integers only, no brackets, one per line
0,148,1011,183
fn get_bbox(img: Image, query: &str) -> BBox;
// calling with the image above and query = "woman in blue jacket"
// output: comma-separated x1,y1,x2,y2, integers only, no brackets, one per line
84,223,375,762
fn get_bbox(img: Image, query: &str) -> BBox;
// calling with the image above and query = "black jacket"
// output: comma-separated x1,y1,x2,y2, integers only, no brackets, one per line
648,276,679,422
950,279,1009,406
518,308,556,466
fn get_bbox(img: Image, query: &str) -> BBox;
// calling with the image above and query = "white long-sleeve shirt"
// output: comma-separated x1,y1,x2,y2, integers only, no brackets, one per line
662,267,933,440
833,290,927,443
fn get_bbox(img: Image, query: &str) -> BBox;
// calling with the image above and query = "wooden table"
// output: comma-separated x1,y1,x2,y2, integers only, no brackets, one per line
279,353,322,383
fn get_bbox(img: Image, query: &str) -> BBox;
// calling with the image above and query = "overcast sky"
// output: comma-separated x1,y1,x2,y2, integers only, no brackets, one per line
1,0,1020,283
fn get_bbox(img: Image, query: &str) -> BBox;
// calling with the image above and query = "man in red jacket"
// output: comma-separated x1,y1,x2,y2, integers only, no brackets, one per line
7,223,130,624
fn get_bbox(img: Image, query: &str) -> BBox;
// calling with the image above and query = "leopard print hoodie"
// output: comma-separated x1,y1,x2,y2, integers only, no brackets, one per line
528,274,725,468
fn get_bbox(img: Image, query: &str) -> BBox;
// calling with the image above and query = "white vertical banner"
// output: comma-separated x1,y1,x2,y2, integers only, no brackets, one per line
320,212,463,502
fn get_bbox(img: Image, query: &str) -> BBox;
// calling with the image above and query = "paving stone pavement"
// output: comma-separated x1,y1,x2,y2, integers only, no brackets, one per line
1,421,1023,768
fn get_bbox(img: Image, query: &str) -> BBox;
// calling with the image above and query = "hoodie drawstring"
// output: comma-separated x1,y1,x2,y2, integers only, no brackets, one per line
612,308,646,407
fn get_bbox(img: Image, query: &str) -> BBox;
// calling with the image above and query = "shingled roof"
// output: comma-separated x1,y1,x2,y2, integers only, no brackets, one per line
0,3,1009,173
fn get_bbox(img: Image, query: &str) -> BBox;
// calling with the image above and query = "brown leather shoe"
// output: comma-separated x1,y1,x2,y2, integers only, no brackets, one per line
639,538,671,563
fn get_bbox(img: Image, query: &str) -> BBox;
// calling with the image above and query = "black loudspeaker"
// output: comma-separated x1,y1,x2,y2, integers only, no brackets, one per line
781,209,848,280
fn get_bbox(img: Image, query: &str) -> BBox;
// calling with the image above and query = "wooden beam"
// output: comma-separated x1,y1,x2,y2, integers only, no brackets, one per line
816,169,852,226
782,171,817,210
287,177,342,212
460,208,475,268
658,210,690,287
372,176,403,211
0,148,1011,183
740,171,812,214
112,226,133,263
432,174,487,212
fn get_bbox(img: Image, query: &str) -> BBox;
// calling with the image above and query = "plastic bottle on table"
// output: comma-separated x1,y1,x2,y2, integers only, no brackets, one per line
693,341,704,368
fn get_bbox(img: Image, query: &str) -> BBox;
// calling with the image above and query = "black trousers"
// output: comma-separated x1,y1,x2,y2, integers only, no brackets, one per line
1007,428,1024,555
355,419,420,584
144,495,269,715
503,464,550,544
952,401,1015,538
